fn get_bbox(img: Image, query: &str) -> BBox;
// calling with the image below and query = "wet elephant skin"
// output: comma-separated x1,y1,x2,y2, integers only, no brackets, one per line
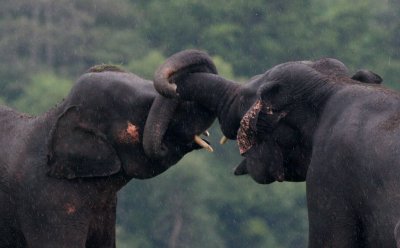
0,65,215,248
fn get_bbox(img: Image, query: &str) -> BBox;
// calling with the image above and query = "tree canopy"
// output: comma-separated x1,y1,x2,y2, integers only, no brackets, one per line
0,1,399,247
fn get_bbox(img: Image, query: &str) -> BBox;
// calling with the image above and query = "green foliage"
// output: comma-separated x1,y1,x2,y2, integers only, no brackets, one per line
117,125,308,247
212,56,235,79
126,50,166,79
125,51,235,80
117,153,227,247
12,72,72,115
1,0,400,247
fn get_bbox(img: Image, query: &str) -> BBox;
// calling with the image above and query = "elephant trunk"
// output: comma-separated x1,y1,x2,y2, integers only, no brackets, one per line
153,49,218,98
143,96,179,159
143,50,219,158
152,49,243,140
176,73,241,139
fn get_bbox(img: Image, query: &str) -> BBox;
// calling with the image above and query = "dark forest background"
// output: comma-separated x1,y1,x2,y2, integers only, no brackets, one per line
0,1,399,247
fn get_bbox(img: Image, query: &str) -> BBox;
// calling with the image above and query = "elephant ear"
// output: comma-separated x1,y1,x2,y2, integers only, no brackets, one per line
237,91,288,155
47,106,121,179
237,100,262,155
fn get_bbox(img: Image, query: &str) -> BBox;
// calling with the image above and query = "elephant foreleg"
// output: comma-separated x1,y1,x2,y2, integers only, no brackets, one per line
21,212,90,248
307,166,361,247
85,203,117,248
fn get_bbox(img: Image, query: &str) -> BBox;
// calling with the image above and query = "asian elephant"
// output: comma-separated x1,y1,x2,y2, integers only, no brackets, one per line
0,64,216,247
151,50,396,247
149,50,382,183
395,220,400,247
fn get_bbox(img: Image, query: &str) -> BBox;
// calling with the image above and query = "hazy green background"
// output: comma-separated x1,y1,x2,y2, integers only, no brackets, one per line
0,1,399,247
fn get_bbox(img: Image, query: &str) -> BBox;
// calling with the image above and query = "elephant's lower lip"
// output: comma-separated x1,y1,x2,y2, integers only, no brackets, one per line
261,171,285,183
262,177,277,184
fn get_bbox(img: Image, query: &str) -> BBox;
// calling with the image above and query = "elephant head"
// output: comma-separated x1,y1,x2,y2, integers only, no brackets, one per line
142,50,218,159
46,65,216,182
234,62,383,183
152,50,383,184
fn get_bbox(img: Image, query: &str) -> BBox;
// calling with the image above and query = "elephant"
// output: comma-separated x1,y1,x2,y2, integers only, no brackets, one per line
148,50,382,183
0,64,216,247
151,50,394,247
395,220,400,247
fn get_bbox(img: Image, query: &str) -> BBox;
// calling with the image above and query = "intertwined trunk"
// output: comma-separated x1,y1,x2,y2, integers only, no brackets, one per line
176,73,242,139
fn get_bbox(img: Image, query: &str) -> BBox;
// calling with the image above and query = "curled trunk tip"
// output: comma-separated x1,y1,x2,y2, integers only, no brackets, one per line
154,49,218,98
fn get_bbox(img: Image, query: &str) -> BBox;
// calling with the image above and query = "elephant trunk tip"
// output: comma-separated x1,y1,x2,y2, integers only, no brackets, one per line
153,49,217,99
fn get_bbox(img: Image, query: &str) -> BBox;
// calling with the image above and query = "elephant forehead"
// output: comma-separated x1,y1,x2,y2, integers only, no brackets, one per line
117,122,140,144
237,100,262,155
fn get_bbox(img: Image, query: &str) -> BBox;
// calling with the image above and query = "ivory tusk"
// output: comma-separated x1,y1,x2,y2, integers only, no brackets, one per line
220,136,228,145
203,130,210,137
194,135,214,152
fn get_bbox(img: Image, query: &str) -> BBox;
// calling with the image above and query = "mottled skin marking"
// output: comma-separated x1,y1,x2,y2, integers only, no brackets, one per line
237,100,262,155
154,50,393,247
0,64,215,247
64,203,76,215
118,122,140,144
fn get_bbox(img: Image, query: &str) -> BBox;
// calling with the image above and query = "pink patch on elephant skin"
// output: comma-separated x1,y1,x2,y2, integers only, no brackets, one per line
118,122,140,144
237,100,262,155
64,203,76,215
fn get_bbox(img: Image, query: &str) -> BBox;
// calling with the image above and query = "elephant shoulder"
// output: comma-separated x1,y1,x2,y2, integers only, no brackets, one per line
0,106,33,148
0,105,31,119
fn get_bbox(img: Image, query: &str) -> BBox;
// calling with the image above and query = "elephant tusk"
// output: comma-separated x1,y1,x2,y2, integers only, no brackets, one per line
203,130,210,137
220,136,228,145
194,135,214,152
171,83,177,92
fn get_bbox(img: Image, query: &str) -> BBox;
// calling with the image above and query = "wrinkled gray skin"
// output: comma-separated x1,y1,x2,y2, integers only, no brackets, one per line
154,50,396,247
151,50,382,184
0,66,215,248
395,220,400,247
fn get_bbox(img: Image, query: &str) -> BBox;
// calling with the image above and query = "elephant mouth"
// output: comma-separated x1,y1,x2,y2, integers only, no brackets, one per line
162,131,213,155
235,157,285,184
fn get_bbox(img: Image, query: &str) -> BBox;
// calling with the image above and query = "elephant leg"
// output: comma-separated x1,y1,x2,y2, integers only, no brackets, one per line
0,194,26,247
306,165,361,247
20,210,90,248
86,204,117,248
395,220,400,248
0,224,26,248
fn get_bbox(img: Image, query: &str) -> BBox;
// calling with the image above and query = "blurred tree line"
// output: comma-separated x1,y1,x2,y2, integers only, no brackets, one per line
0,0,399,247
